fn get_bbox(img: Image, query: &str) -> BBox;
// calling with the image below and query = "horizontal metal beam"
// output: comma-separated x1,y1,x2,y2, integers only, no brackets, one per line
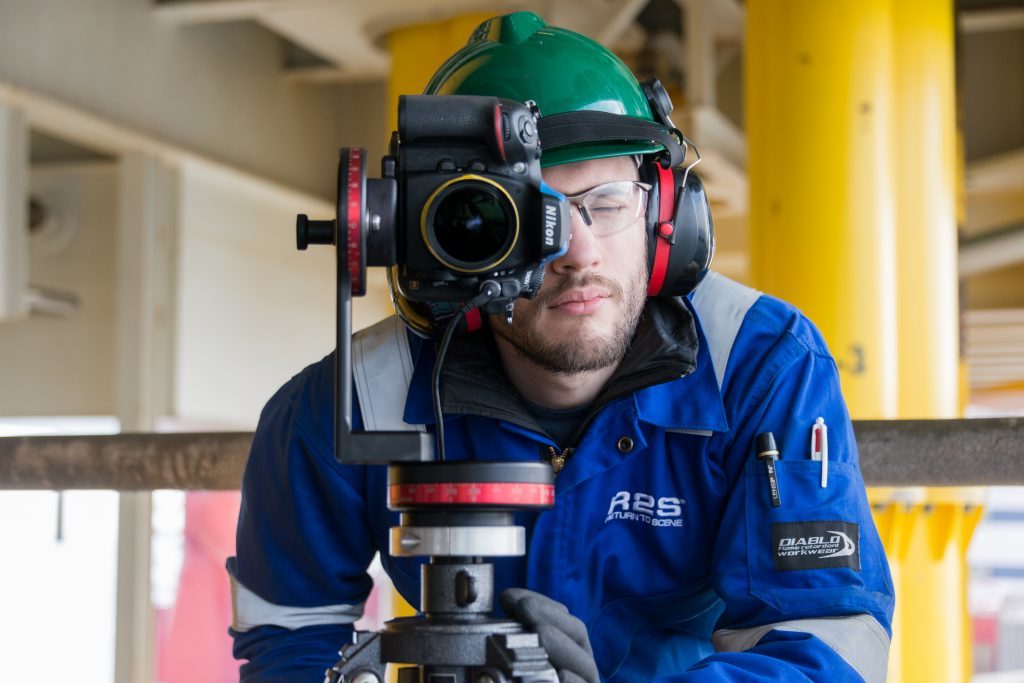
959,8,1024,33
855,418,1023,486
0,418,1022,490
0,432,251,490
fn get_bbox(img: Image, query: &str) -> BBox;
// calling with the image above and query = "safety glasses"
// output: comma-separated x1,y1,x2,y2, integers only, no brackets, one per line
562,180,652,237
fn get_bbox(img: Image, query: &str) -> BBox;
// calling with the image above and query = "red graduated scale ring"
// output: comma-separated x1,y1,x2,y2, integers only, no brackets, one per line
346,149,364,296
389,482,555,507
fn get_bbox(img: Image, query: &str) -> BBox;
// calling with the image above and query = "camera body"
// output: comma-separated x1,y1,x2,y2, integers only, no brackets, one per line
302,96,571,323
388,96,569,313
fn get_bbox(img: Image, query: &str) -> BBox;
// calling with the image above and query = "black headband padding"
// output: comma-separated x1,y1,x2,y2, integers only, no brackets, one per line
538,111,685,167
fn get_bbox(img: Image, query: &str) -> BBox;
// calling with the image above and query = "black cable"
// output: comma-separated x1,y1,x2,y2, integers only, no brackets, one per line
431,282,502,461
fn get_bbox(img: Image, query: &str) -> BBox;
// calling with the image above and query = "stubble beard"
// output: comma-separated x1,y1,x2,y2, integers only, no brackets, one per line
491,259,648,376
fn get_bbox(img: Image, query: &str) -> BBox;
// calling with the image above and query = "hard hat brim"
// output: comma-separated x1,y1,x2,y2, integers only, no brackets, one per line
540,140,664,168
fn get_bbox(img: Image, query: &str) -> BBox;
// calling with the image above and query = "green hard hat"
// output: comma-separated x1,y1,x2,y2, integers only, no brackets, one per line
424,11,675,168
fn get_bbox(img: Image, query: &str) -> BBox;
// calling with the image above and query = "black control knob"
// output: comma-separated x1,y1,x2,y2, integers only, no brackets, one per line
296,214,334,250
519,117,536,142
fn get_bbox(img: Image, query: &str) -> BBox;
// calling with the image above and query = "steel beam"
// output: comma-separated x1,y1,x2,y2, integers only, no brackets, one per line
0,432,251,490
1,419,1022,490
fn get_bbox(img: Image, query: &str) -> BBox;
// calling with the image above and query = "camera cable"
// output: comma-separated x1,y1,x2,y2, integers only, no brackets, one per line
431,280,503,461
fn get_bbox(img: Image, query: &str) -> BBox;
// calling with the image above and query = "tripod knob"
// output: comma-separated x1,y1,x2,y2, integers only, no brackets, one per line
296,214,335,250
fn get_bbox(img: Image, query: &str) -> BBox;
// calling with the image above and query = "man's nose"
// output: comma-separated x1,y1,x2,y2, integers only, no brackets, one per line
551,206,602,274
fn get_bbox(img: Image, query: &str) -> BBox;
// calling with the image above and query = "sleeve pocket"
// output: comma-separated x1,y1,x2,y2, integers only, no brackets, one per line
743,460,892,616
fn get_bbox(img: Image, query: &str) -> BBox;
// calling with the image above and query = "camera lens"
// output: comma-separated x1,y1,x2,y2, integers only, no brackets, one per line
426,180,517,272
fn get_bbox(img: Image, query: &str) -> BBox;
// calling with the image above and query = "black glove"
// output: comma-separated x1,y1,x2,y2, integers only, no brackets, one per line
500,588,600,683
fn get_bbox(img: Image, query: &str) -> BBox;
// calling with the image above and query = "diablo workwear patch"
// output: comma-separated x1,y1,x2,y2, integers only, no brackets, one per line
771,521,861,572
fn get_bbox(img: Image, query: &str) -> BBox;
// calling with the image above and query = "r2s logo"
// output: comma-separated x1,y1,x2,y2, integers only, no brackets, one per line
605,491,685,527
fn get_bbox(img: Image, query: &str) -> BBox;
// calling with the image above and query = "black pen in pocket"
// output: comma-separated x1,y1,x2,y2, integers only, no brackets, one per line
756,432,782,508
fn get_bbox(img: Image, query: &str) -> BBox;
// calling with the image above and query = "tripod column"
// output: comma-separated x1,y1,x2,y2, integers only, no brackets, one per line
381,13,494,624
421,562,495,617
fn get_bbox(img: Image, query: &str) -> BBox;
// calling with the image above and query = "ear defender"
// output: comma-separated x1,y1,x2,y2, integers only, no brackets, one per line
640,157,715,297
638,79,715,298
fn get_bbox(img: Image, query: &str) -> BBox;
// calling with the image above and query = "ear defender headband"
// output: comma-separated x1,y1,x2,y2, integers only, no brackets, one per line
537,79,715,298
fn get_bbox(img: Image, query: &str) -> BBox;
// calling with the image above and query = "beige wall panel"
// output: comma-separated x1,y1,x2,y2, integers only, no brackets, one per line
174,161,393,428
0,0,388,199
0,162,118,416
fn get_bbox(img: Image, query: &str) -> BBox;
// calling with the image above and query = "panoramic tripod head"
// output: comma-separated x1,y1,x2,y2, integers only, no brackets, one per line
322,462,558,683
298,128,561,683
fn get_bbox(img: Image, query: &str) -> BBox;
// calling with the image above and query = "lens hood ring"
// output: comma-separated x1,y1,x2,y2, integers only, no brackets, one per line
420,174,519,274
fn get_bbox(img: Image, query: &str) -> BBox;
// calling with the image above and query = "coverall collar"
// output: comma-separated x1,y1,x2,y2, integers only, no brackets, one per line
403,297,729,437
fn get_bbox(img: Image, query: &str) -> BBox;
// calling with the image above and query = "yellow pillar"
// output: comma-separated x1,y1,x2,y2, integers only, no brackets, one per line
893,0,959,420
746,0,898,419
890,3,985,682
869,493,911,681
749,3,983,682
387,13,496,133
381,12,494,628
746,8,903,676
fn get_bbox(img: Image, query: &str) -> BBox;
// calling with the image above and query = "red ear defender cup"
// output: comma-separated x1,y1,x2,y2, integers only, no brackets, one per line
646,163,676,296
640,159,715,298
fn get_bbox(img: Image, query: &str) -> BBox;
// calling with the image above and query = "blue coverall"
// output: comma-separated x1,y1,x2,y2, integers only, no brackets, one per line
228,272,895,682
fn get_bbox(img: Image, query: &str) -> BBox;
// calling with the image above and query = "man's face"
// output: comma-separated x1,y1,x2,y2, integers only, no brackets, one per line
491,155,649,375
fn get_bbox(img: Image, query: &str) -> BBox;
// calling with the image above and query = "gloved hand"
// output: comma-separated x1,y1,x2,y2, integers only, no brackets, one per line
500,588,600,683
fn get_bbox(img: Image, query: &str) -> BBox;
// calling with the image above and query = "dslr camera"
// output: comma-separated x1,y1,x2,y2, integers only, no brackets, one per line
298,94,571,326
297,94,570,683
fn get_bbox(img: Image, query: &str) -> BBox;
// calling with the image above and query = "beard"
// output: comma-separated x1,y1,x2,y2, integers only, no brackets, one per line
490,259,648,376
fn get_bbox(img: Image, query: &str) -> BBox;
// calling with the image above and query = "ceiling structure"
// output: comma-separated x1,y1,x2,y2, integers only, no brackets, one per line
151,0,1024,390
151,0,1023,222
153,0,750,219
12,0,1015,387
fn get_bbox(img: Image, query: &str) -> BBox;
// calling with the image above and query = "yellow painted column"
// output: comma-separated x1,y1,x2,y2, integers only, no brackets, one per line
749,3,983,682
893,0,959,419
746,0,898,419
387,13,495,133
890,3,985,682
381,13,493,629
746,9,903,676
869,488,925,683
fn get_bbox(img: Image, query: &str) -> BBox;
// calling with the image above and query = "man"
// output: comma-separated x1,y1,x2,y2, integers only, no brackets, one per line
229,11,894,682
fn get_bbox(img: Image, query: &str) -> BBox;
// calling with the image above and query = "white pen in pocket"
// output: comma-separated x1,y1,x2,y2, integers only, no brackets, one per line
811,417,828,488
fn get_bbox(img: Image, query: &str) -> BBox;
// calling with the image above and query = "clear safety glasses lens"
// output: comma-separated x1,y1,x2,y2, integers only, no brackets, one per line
565,181,652,237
